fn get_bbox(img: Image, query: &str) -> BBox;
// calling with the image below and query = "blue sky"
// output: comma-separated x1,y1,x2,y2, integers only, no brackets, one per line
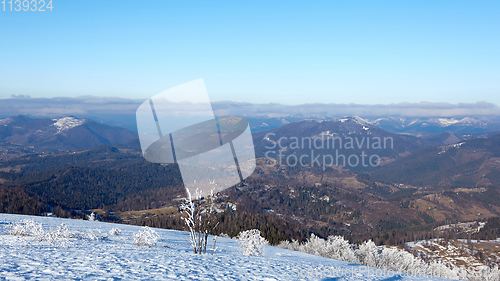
0,0,499,105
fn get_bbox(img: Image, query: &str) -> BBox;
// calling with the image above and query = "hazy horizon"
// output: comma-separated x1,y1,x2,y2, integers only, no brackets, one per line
1,96,500,120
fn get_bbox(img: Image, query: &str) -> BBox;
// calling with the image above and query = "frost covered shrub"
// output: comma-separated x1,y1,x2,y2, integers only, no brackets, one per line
472,265,500,281
277,239,300,251
237,229,268,256
133,226,160,247
71,228,108,241
9,219,44,237
296,234,326,257
276,234,477,280
324,235,358,263
41,223,72,248
278,235,357,263
84,229,102,241
356,240,380,268
87,212,96,221
108,228,121,236
9,219,72,247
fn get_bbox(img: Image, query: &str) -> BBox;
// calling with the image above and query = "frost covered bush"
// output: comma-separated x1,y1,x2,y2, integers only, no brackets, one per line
276,234,482,280
9,219,72,247
278,235,357,263
133,226,160,247
108,228,121,236
356,240,380,267
324,235,358,263
472,265,500,281
84,229,102,241
9,219,44,237
237,229,268,256
87,212,96,221
277,239,300,251
41,223,73,248
295,234,325,257
70,229,106,241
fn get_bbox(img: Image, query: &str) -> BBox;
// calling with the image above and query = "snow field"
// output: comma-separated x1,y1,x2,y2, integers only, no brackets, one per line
0,214,452,280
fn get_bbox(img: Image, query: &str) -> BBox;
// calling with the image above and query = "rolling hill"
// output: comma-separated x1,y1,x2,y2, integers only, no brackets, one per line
0,115,137,153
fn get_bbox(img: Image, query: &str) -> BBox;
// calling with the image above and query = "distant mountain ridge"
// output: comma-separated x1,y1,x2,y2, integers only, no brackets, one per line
0,115,138,153
359,116,500,134
252,116,427,171
251,116,500,172
244,115,500,134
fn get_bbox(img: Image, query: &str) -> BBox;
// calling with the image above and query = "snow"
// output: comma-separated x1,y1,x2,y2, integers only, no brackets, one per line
51,117,85,134
0,214,452,280
351,116,370,126
336,116,371,126
336,116,370,126
432,117,487,127
407,119,419,126
319,130,335,137
438,118,461,127
0,117,11,125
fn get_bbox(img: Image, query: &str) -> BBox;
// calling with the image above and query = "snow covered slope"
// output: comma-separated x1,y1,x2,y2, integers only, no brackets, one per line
0,214,452,280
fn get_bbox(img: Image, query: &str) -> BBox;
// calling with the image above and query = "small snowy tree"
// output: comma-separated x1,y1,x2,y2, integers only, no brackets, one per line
325,235,358,263
356,240,380,267
133,226,160,247
87,212,96,221
237,229,268,256
180,187,219,254
298,233,326,257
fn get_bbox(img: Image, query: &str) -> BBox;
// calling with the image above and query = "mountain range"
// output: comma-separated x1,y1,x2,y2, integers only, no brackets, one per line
0,115,137,153
370,116,500,134
248,116,500,134
2,114,500,249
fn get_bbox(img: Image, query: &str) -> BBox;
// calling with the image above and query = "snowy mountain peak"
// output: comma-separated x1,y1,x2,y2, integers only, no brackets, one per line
0,117,10,125
435,117,485,127
437,118,461,126
52,117,86,133
351,116,370,125
336,116,371,126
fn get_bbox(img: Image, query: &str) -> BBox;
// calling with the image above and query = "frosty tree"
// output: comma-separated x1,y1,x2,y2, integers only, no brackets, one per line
180,187,220,254
87,212,96,221
237,229,268,256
